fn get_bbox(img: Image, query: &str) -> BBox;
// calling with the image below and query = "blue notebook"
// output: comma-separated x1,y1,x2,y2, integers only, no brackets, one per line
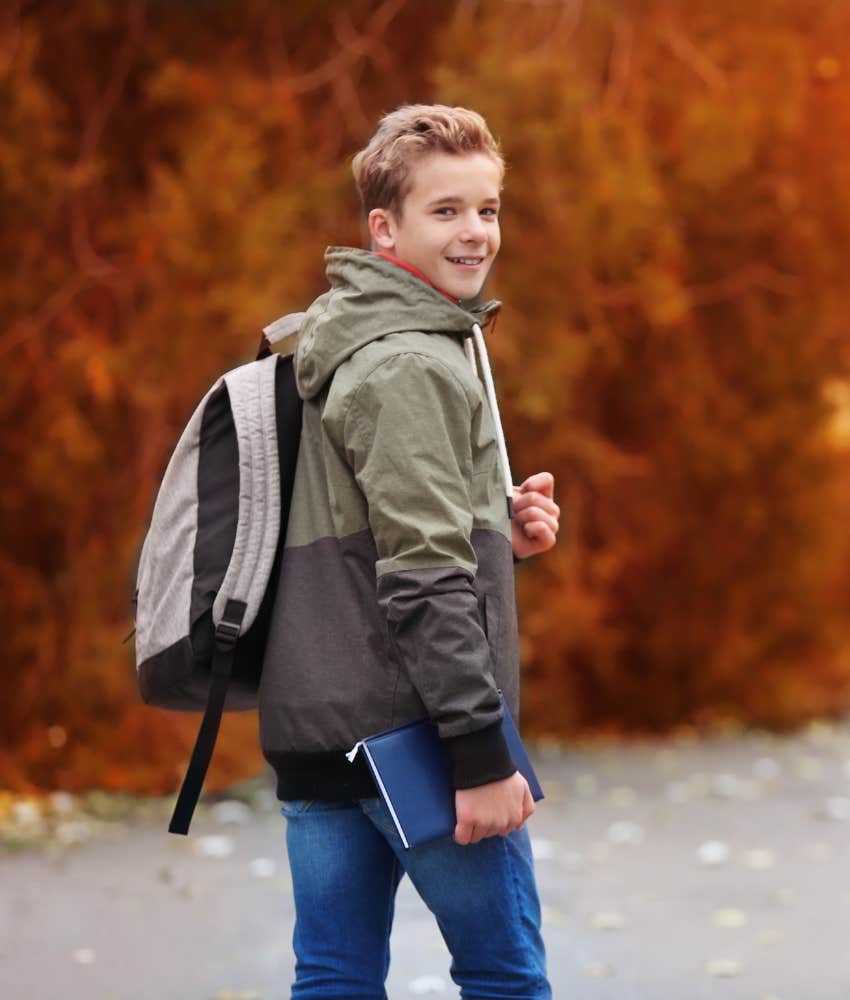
346,703,544,849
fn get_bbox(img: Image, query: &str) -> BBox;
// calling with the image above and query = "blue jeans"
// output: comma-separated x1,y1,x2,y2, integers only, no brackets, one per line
281,796,551,1000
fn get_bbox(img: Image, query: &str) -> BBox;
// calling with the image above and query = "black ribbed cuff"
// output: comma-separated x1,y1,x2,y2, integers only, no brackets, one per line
442,719,517,789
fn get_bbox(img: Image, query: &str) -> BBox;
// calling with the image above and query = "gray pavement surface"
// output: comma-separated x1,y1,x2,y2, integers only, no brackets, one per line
3,720,850,999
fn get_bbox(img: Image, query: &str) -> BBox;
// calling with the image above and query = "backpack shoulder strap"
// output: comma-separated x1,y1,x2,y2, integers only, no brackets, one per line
212,355,282,630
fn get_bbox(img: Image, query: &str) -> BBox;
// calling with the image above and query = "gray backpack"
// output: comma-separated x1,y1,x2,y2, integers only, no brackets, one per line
133,313,304,834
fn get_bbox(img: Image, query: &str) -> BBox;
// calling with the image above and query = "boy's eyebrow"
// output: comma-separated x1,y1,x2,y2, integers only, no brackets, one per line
425,195,501,207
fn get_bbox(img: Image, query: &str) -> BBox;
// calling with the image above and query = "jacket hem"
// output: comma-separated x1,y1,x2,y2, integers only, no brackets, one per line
267,749,378,801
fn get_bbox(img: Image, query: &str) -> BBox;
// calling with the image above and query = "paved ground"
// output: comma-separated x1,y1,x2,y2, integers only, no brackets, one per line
3,718,850,1000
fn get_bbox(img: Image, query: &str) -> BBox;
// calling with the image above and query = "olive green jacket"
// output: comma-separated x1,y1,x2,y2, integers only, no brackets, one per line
259,247,520,800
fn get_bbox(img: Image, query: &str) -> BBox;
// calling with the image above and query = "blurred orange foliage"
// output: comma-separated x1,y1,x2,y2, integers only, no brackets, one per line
3,0,850,793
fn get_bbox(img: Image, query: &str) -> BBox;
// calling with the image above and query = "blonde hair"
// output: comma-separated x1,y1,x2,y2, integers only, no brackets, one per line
352,104,504,218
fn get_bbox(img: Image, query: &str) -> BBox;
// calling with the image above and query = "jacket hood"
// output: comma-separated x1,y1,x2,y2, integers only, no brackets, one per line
295,247,500,400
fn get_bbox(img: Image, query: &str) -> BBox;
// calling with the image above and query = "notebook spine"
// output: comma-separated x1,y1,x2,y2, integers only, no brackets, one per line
362,743,411,850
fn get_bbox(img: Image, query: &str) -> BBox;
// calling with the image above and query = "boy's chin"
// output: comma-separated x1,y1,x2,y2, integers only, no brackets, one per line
443,273,488,302
454,285,488,306
442,260,495,300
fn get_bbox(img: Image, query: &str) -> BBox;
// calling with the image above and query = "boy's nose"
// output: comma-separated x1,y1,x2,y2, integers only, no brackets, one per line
460,211,487,242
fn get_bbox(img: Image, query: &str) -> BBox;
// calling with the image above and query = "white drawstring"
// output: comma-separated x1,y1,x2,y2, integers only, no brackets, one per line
463,337,478,377
468,323,514,519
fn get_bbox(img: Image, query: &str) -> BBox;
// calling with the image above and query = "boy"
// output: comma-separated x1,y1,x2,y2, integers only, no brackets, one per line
260,104,560,999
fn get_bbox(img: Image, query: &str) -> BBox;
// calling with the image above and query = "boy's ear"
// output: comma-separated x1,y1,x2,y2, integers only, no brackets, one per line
368,208,396,252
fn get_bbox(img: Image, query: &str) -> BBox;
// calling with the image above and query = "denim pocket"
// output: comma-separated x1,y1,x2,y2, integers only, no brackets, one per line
280,799,363,818
280,799,314,818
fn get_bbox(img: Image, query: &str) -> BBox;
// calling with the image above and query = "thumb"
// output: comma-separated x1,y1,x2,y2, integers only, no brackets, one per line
521,471,554,498
454,819,473,846
522,782,535,822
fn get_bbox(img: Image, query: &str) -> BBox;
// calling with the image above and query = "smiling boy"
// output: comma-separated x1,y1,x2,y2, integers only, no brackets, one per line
262,105,558,999
369,148,503,301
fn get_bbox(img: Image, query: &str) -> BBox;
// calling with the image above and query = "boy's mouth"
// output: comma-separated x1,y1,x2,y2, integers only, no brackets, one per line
446,256,485,268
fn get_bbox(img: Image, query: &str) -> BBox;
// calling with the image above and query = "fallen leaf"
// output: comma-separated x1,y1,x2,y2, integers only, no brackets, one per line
158,864,191,893
710,773,743,798
541,905,567,927
210,801,253,825
609,786,637,807
711,774,759,800
194,834,235,859
575,774,598,797
607,820,645,845
713,908,748,928
54,820,93,846
804,720,836,747
48,791,76,815
248,857,276,878
704,958,741,977
591,910,626,930
821,796,850,821
408,974,448,994
12,799,43,826
745,848,777,870
697,840,730,866
793,756,824,782
580,961,612,978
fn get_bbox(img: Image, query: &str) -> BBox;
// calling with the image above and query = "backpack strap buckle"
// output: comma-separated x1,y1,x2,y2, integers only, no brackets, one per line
212,599,247,672
214,619,241,652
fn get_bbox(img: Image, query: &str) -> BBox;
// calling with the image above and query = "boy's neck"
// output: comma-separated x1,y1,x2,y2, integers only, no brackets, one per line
373,252,460,305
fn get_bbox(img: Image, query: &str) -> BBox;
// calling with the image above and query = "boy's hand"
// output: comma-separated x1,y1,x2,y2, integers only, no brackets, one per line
512,471,560,560
454,771,535,845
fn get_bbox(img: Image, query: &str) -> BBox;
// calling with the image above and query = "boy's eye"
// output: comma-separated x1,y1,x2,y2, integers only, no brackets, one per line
434,206,499,217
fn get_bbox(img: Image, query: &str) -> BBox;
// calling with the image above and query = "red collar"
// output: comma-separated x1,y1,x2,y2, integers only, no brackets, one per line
373,252,459,304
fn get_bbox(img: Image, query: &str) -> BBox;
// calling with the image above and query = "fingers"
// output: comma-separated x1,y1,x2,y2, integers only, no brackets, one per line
523,525,556,548
454,809,531,845
456,819,514,844
455,820,502,845
514,504,559,535
454,774,534,846
512,489,560,521
518,471,554,498
513,483,561,551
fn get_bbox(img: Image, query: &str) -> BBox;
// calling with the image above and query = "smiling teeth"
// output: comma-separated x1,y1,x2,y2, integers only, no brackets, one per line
449,257,483,265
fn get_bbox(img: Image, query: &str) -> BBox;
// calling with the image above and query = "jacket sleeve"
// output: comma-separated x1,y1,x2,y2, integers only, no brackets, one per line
344,352,515,789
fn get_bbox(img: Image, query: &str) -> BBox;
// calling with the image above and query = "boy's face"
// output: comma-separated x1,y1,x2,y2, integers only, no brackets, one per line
369,151,502,301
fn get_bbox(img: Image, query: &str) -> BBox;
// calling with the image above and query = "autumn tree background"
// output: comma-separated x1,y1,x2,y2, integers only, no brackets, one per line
3,0,850,795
